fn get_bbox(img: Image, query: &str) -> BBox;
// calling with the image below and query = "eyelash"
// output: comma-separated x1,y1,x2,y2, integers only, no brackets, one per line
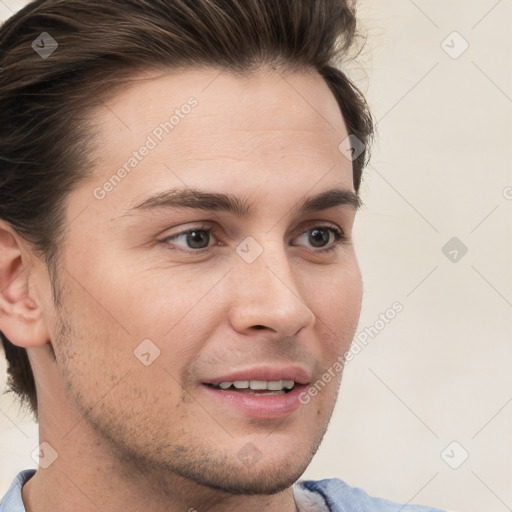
162,224,346,254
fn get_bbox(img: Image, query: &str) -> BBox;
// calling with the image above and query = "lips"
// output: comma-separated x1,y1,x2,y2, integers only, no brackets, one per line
200,366,311,418
202,381,308,418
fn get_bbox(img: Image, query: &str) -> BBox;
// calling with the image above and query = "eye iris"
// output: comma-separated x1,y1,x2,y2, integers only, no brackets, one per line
187,230,210,248
309,228,330,247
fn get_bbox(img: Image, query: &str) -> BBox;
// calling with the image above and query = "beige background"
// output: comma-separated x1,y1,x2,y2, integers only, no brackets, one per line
1,1,511,511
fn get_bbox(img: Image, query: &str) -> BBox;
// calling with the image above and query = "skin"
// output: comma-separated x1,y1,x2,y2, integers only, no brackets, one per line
0,66,363,512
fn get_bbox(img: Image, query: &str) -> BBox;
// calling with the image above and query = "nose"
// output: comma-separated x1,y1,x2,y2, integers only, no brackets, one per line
228,241,316,338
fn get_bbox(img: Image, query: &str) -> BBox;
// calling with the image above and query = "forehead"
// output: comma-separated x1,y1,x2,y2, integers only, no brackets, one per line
100,66,346,128
84,67,354,215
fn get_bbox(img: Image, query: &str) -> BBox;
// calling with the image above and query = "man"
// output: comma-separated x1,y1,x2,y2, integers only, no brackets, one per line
0,1,448,511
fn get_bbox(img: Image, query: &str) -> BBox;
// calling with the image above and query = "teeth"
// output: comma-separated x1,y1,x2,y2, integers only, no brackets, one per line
267,380,283,390
283,380,295,390
250,380,267,390
214,380,296,391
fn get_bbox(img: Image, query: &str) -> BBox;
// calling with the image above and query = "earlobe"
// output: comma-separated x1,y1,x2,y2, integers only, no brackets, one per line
0,221,50,348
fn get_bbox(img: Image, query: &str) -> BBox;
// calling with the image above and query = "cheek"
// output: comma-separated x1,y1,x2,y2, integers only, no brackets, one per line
304,258,362,352
105,266,226,377
122,273,224,346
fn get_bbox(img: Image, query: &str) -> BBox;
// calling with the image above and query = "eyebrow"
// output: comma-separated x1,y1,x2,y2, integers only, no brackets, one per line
125,186,361,217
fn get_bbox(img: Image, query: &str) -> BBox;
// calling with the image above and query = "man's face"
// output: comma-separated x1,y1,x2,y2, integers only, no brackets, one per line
37,67,363,495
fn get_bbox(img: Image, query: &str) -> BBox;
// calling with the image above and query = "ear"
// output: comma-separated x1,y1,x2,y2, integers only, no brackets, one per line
0,220,50,348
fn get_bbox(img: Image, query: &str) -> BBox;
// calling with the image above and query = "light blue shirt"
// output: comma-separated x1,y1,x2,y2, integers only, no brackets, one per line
0,469,447,512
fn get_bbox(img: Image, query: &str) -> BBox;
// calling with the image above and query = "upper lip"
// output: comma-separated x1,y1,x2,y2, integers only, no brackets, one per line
202,365,311,386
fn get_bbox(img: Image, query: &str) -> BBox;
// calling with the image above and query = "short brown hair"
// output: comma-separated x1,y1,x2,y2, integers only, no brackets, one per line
0,0,373,419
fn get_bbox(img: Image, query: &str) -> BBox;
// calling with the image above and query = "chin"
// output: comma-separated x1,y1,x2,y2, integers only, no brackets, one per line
185,458,309,496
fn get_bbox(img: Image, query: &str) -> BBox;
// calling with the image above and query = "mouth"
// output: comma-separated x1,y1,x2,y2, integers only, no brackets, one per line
201,381,307,418
200,367,310,419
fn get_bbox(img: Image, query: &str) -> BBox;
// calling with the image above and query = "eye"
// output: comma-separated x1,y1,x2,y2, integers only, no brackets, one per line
161,224,346,254
293,225,346,253
163,226,215,251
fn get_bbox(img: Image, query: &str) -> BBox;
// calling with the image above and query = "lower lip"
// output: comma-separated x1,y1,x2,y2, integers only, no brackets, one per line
201,384,306,419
